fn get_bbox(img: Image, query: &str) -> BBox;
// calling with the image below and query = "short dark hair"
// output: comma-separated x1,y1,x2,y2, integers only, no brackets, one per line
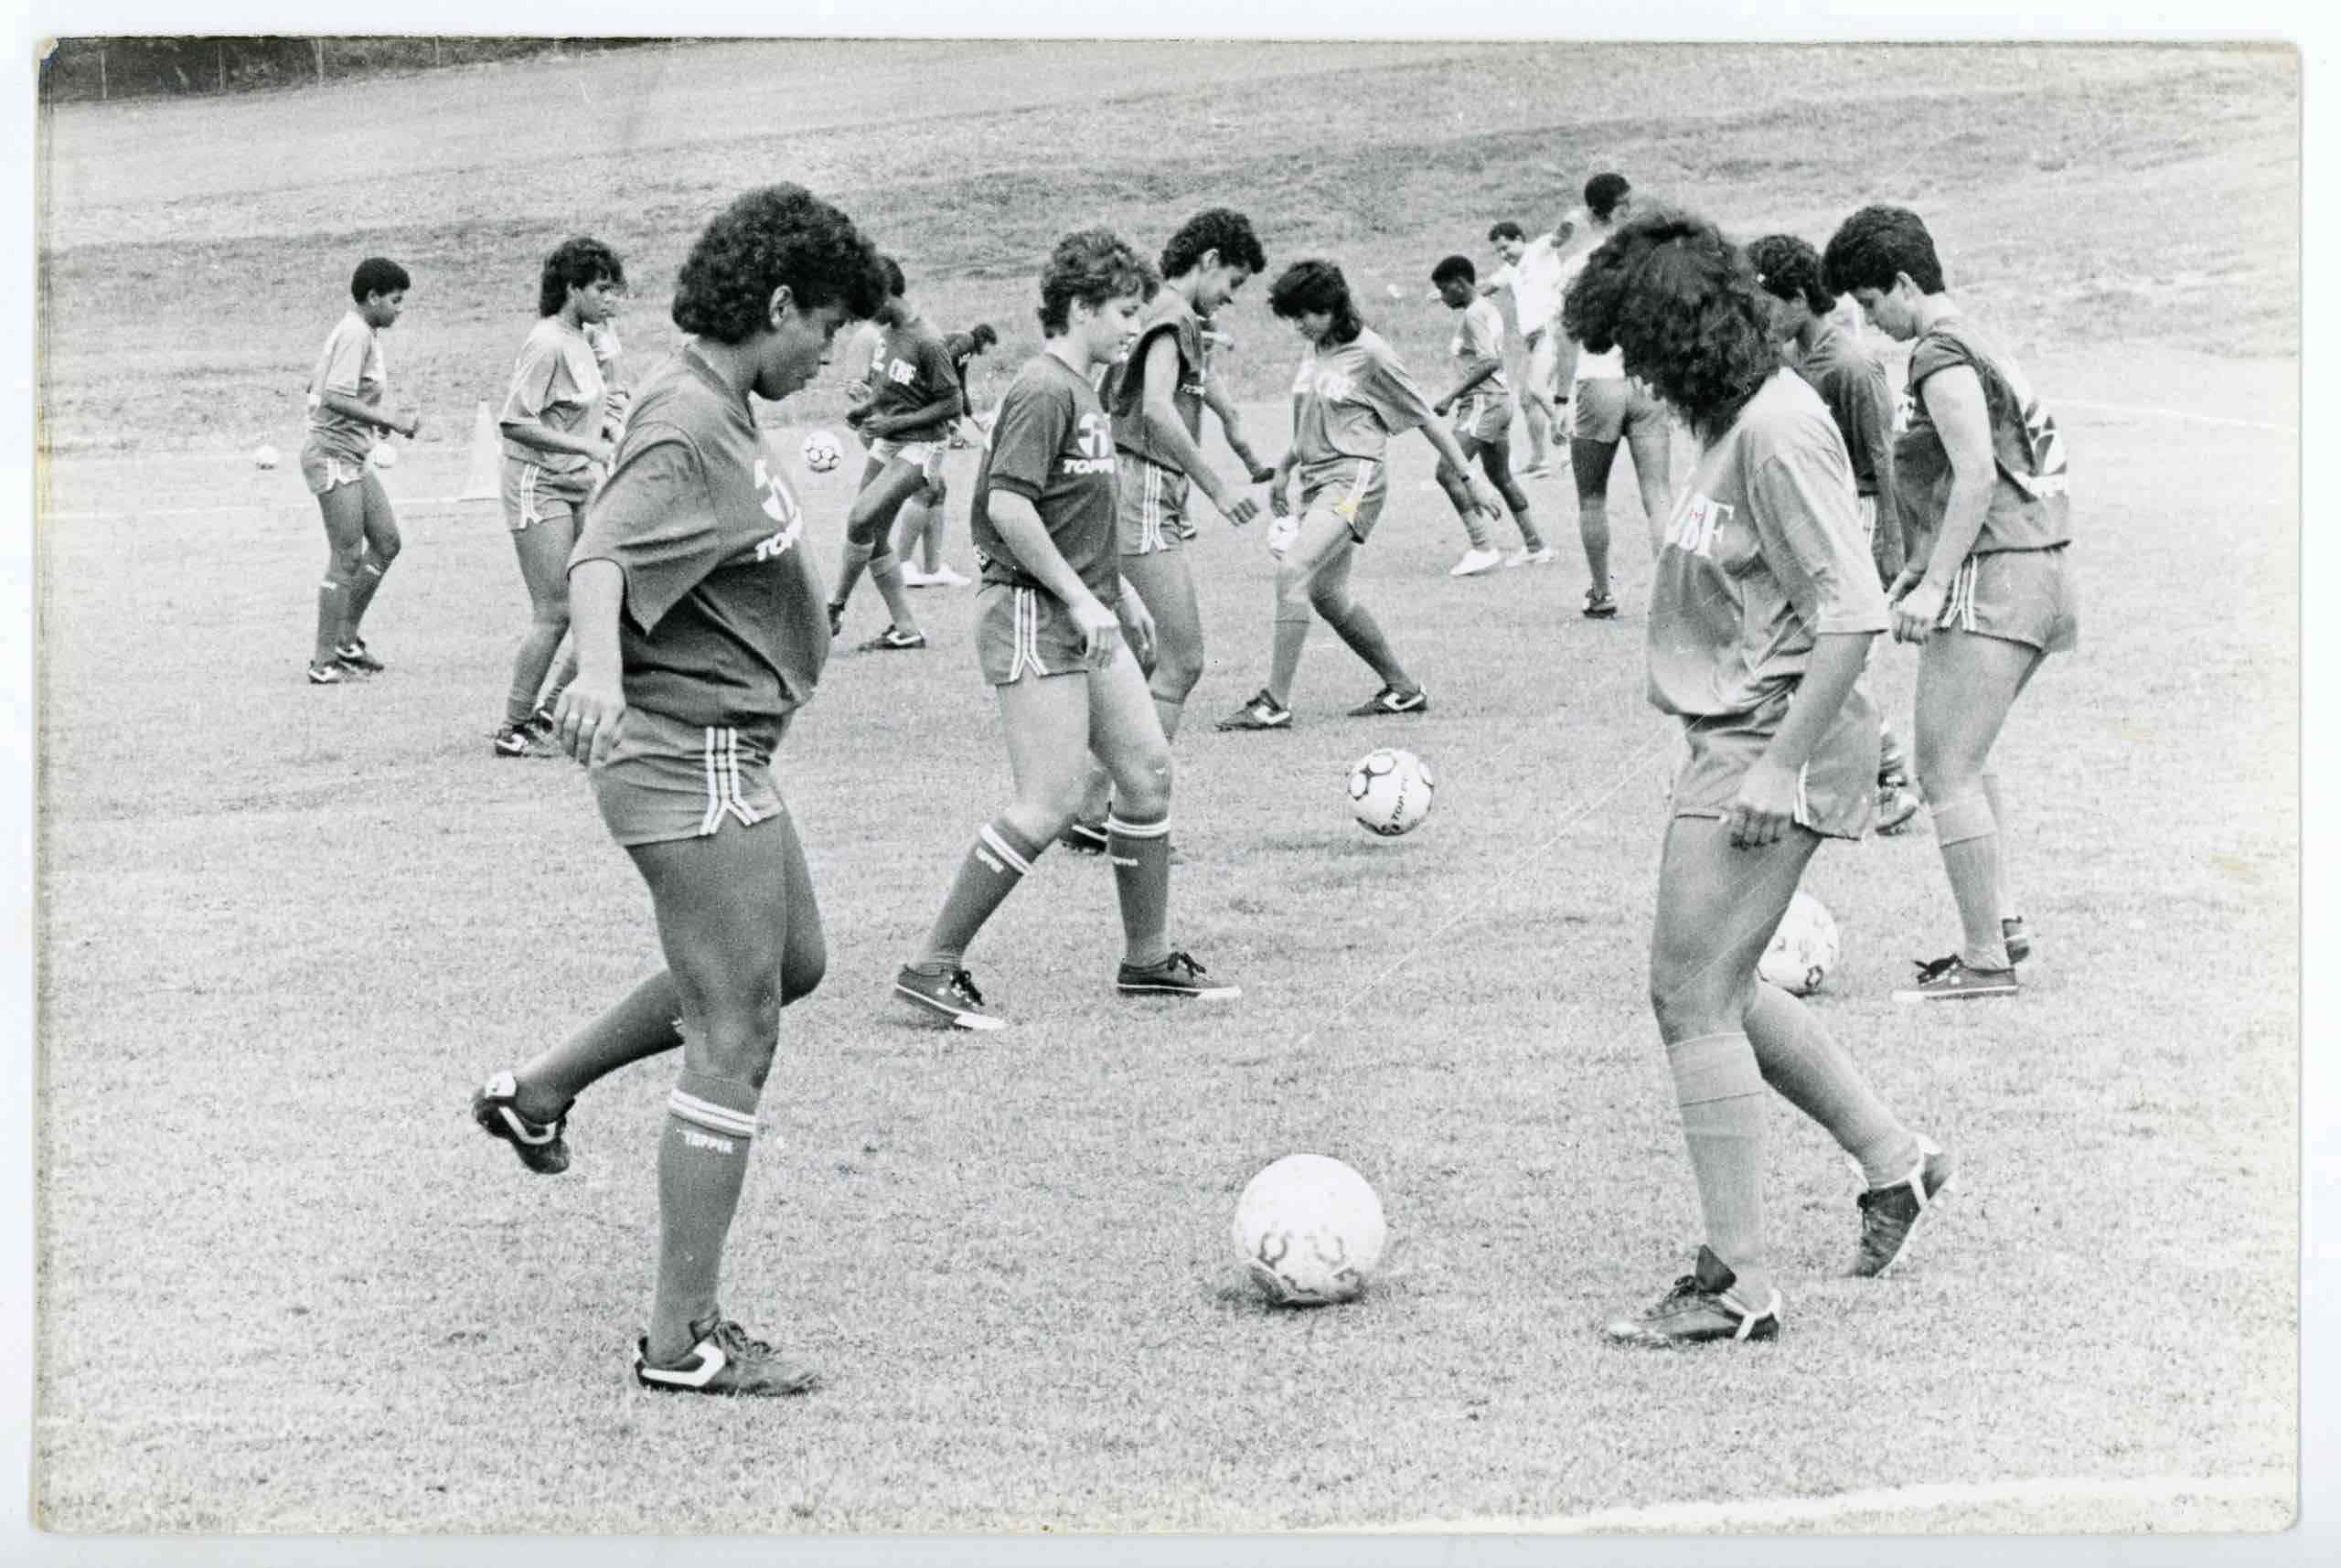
1745,234,1833,315
1431,253,1477,288
970,323,999,350
1487,219,1526,244
878,255,907,298
1037,229,1158,336
670,184,886,345
349,257,410,303
1584,173,1631,221
1267,259,1363,346
1822,204,1946,296
1563,208,1778,443
538,236,625,317
1160,208,1267,280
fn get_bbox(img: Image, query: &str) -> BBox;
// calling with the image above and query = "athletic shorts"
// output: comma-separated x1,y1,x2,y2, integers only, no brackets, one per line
300,443,369,496
1670,683,1882,841
1298,460,1391,545
1572,376,1667,445
591,705,786,848
1935,545,2079,653
869,435,945,468
1117,453,1190,556
1453,395,1512,446
500,458,591,532
974,581,1113,685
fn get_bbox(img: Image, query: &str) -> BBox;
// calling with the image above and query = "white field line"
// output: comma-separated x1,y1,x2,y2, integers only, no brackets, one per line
2058,398,2295,433
1352,1471,2294,1534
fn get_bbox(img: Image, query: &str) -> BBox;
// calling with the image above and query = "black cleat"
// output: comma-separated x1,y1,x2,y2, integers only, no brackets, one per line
471,1070,571,1174
1604,1246,1781,1347
1852,1139,1957,1278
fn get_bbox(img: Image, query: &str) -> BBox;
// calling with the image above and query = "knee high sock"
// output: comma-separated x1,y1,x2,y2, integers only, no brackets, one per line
1267,612,1312,704
313,575,349,663
1319,600,1411,692
1744,986,1919,1188
342,557,389,640
1931,793,2009,969
1666,1032,1771,1304
1981,770,2016,922
914,817,1048,973
647,1066,762,1360
1107,807,1171,968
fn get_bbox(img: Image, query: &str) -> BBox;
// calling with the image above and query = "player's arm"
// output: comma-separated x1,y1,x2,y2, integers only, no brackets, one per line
317,390,416,436
1268,391,1305,516
1135,336,1257,526
1434,352,1502,414
1200,379,1272,482
1892,365,1994,641
986,489,1120,664
1384,355,1499,513
1729,631,1873,848
1416,415,1500,514
1852,367,1908,585
556,558,626,766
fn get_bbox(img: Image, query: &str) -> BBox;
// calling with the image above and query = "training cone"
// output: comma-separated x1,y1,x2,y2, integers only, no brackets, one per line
460,400,500,501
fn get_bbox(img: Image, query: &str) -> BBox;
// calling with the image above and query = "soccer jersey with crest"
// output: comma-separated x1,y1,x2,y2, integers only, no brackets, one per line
1288,328,1436,490
1104,290,1208,466
1895,316,2070,554
1647,369,1889,719
972,355,1121,603
304,310,386,463
569,347,829,748
867,316,963,440
499,315,607,485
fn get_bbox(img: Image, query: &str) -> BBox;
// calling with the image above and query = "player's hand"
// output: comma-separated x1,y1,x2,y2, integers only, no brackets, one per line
1071,594,1123,670
1467,476,1504,518
395,410,422,439
1890,574,1946,645
1727,757,1799,849
1216,486,1261,528
1117,586,1157,667
1433,397,1452,417
604,388,633,420
844,382,874,409
555,676,626,769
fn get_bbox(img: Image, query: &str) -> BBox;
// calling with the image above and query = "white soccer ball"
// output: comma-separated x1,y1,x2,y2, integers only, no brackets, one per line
1758,890,1841,997
251,443,281,470
1348,747,1434,837
802,429,843,475
1233,1154,1387,1307
369,443,398,470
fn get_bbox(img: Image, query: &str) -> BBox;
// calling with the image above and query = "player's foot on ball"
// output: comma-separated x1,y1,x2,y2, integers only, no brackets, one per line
1116,949,1240,1001
1875,780,1922,835
1603,1246,1781,1347
857,625,927,652
2001,916,2033,965
1057,819,1110,856
1582,589,1620,619
1505,546,1557,568
470,1069,572,1175
1893,954,2020,1003
1852,1138,1957,1277
1217,690,1293,731
1348,685,1428,717
893,964,1006,1030
306,661,349,686
1448,546,1502,578
635,1314,818,1398
335,639,385,674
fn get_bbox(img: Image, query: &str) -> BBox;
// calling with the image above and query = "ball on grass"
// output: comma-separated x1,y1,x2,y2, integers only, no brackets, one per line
251,444,281,470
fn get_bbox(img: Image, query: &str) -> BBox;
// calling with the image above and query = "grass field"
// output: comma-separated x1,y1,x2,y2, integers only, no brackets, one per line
32,39,2300,1539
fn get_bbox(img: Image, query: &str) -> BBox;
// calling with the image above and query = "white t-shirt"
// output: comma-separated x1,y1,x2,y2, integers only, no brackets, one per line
1490,234,1566,336
1555,249,1624,381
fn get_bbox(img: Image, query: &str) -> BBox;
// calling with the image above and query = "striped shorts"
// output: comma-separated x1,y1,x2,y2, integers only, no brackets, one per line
974,581,1110,686
1116,453,1190,555
1934,545,2079,653
501,457,592,533
590,706,786,848
1298,459,1390,544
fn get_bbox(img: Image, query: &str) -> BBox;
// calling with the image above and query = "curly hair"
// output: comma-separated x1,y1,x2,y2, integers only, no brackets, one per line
1583,172,1631,221
1431,253,1476,288
1036,228,1158,336
1266,259,1363,346
878,254,906,298
670,185,886,345
1486,219,1526,244
1160,208,1267,281
537,236,625,317
1821,204,1945,296
969,323,999,350
349,257,410,303
1746,234,1833,315
1563,209,1778,443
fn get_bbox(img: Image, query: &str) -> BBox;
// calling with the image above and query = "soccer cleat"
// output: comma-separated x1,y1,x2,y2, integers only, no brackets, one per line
1517,460,1554,479
1057,819,1111,857
634,1315,818,1398
1852,1139,1958,1277
306,661,348,686
898,566,935,589
1604,1246,1781,1347
1893,955,2020,1003
1505,546,1558,568
826,600,846,636
335,639,385,674
1116,950,1240,1001
1582,589,1620,620
1216,690,1293,731
1448,546,1502,578
491,723,553,759
927,565,973,588
893,964,1007,1031
2002,916,2033,965
1347,685,1429,717
528,705,560,739
856,626,928,652
1875,781,1922,836
470,1070,572,1175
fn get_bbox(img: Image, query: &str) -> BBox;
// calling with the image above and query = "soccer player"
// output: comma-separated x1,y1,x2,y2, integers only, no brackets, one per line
1748,233,1921,833
893,229,1239,1030
1556,173,1674,619
1430,253,1550,575
298,257,418,685
895,321,999,587
469,185,887,1397
1823,205,2076,1001
491,237,625,758
1482,218,1568,475
1216,260,1500,732
826,258,962,650
1565,209,1953,1349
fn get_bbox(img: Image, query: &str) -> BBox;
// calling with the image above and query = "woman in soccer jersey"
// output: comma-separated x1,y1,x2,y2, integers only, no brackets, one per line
298,256,419,685
473,186,886,1398
1823,205,2075,1001
1215,260,1500,732
893,229,1238,1030
1566,212,1951,1349
490,237,625,757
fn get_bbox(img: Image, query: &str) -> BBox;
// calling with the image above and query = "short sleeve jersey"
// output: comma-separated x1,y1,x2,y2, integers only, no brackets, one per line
1104,289,1208,468
971,354,1120,603
1789,321,1893,501
499,315,606,475
1647,369,1890,719
303,310,385,463
1288,328,1435,490
568,347,829,746
1895,316,2071,554
868,315,963,438
1491,234,1566,334
1555,249,1625,381
1449,297,1512,417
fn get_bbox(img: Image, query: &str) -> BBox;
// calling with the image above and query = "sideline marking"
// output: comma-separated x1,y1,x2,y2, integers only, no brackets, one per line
2059,398,2294,434
1356,1472,2294,1534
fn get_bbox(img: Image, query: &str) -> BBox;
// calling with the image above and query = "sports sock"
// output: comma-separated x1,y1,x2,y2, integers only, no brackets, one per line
1931,793,2010,969
830,539,873,615
1666,1032,1771,1306
914,817,1047,973
1744,986,1919,1188
647,1066,761,1362
516,972,685,1119
1107,808,1172,968
507,620,567,728
314,575,349,665
1438,465,1492,549
1267,613,1311,705
1321,601,1413,693
1512,502,1545,552
867,550,922,635
341,558,389,641
1981,770,2016,922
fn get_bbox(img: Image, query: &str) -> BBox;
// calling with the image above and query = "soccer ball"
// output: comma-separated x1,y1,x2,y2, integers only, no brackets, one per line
251,444,280,470
1233,1154,1387,1307
802,429,843,475
1758,890,1841,997
1348,747,1434,837
369,443,398,470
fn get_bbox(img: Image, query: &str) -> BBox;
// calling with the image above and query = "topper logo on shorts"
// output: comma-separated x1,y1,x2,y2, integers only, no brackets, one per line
1063,412,1116,475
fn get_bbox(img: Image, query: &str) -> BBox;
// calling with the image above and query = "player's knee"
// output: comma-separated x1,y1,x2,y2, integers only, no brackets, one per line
1433,456,1462,487
690,1000,782,1087
1502,482,1531,515
1153,642,1204,700
1649,958,1747,1040
1308,580,1351,619
1112,744,1173,816
1273,568,1315,617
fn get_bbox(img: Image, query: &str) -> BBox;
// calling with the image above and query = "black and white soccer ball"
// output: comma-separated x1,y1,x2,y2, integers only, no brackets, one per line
1347,747,1434,837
